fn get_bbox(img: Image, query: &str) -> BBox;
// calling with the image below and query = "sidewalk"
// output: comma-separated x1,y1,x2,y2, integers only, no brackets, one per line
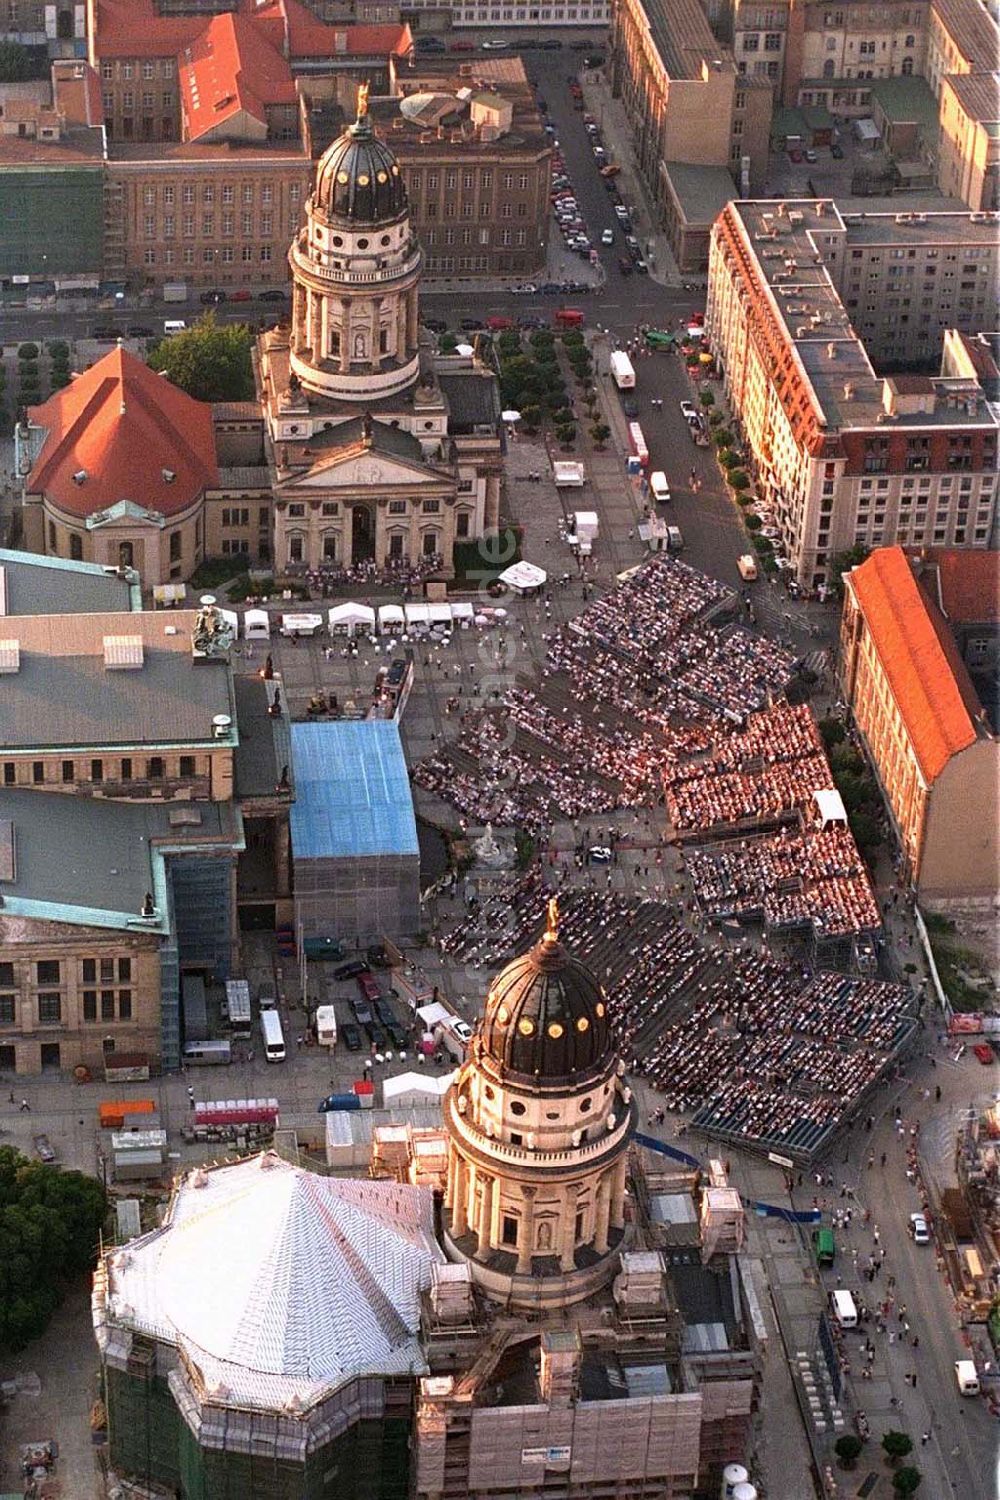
578,75,683,288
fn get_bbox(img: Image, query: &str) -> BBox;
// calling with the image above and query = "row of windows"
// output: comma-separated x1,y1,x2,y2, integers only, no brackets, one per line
108,90,174,111
143,247,273,265
406,170,533,192
3,756,197,786
0,957,131,987
140,183,288,207
142,214,293,238
0,991,132,1025
101,58,175,80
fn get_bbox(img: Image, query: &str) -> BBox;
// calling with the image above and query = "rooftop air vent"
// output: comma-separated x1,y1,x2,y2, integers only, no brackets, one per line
0,640,19,674
162,468,176,483
103,635,144,670
212,713,232,739
72,469,87,485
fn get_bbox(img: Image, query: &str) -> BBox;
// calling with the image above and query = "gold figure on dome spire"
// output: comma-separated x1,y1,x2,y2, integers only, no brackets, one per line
356,81,370,118
545,896,560,942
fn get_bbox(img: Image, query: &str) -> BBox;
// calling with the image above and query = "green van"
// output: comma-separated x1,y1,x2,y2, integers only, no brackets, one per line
812,1227,836,1266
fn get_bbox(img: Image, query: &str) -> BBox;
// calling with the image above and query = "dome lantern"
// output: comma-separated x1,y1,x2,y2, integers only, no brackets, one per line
313,81,407,226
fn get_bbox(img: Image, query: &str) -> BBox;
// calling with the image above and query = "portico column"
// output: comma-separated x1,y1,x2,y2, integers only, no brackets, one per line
477,1173,494,1257
406,287,418,351
445,1149,456,1210
559,1184,577,1273
610,1155,628,1232
593,1173,611,1256
339,297,351,373
453,1155,470,1236
370,297,382,370
397,294,408,362
517,1187,536,1275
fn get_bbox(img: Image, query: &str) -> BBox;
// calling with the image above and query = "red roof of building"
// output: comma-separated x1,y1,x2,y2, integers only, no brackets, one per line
27,346,218,520
908,547,1000,626
180,11,296,142
92,0,411,63
849,546,979,784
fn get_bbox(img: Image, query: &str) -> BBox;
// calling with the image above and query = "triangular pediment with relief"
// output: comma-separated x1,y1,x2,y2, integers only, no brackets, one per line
290,448,448,492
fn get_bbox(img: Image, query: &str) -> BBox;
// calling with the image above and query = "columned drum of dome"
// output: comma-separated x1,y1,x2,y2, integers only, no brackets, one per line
288,84,422,404
442,900,637,1310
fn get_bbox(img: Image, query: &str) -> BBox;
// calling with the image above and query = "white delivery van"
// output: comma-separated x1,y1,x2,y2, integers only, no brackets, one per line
260,1007,286,1062
737,554,758,582
243,609,271,641
650,471,670,504
183,1039,232,1066
955,1359,980,1396
830,1289,858,1329
666,525,684,550
163,319,186,335
315,1004,338,1048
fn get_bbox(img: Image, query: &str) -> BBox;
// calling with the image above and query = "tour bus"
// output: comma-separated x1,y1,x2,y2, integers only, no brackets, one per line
183,1039,232,1067
260,1007,286,1063
830,1289,857,1328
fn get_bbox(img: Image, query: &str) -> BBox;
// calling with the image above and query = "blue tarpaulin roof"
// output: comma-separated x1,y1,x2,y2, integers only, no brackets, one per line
290,721,419,860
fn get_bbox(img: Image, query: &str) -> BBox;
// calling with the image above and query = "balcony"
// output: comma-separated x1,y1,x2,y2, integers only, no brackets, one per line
445,1090,635,1172
290,236,420,288
73,777,212,801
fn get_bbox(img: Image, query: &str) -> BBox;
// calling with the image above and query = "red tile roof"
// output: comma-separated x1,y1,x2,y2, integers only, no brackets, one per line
913,547,1000,626
51,60,105,128
92,0,411,64
850,546,979,784
27,346,218,520
180,11,296,142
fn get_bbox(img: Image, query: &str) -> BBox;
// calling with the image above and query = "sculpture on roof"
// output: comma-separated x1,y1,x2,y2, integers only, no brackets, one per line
356,81,369,119
192,603,234,658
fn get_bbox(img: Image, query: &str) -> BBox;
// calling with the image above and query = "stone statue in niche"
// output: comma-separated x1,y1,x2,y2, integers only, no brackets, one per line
536,1221,553,1251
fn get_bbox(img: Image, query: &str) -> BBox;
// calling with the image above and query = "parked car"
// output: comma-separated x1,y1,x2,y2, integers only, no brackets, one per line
333,958,368,980
356,970,381,1003
258,288,288,302
33,1134,56,1163
341,1021,363,1051
350,996,373,1027
229,289,252,302
414,34,446,51
601,228,614,244
680,400,699,422
481,38,510,49
449,39,474,51
804,148,818,163
588,846,612,863
831,142,844,158
621,395,639,418
92,324,120,340
422,317,448,333
200,288,227,304
460,317,485,331
614,203,630,221
909,1212,930,1244
126,324,153,338
973,1042,994,1065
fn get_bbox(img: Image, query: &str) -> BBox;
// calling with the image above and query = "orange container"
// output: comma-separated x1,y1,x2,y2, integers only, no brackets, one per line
99,1098,155,1129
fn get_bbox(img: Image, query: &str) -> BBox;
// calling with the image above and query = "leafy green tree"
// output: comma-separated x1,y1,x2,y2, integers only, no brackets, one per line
729,471,750,490
17,343,39,360
0,40,34,81
819,716,846,750
744,513,763,531
830,543,870,597
881,1432,913,1466
0,1145,106,1352
555,423,576,447
590,423,610,447
699,389,715,407
47,340,70,360
892,1468,922,1496
147,313,254,402
835,1434,863,1469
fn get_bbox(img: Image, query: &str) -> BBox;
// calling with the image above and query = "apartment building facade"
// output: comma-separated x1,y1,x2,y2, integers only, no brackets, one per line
840,545,999,906
706,199,998,590
937,71,999,212
609,0,770,258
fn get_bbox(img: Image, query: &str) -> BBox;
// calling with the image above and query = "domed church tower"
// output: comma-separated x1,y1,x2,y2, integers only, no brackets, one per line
443,901,636,1310
288,83,422,403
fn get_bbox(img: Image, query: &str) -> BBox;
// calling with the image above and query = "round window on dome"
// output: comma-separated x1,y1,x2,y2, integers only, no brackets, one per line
332,235,343,247
337,172,349,184
577,1017,590,1032
357,174,370,187
509,1100,526,1117
547,1022,564,1039
496,1006,509,1025
483,1084,495,1101
377,171,388,184
357,237,369,249
580,1097,592,1113
517,1017,535,1037
391,165,399,175
595,1002,605,1018
380,235,391,246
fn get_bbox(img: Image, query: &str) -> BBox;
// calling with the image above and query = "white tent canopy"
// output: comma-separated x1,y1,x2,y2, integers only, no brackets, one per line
428,602,453,625
498,560,547,593
328,602,376,636
219,608,240,639
404,602,431,626
814,788,848,828
451,601,475,627
243,608,271,640
377,604,405,632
